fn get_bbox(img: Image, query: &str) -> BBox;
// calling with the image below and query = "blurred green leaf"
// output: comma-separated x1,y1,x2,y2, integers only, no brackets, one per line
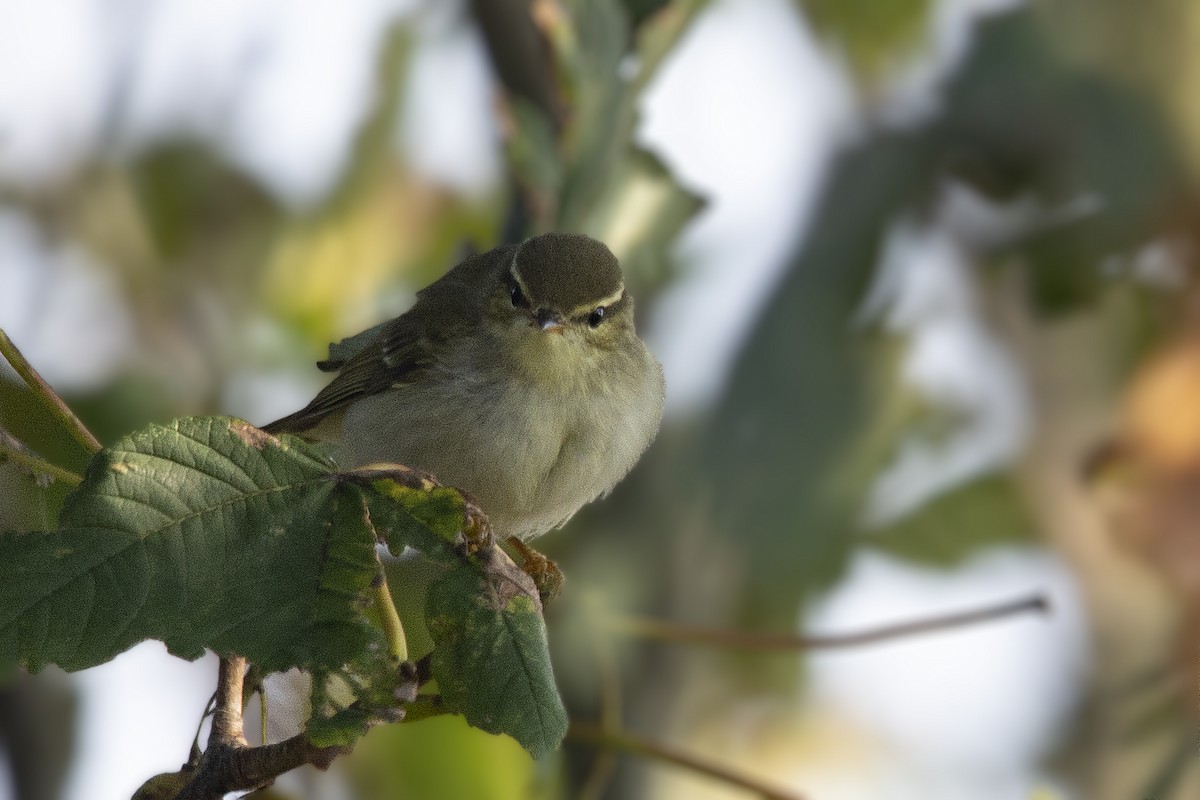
940,13,1188,315
556,0,631,230
799,0,932,80
581,146,705,292
867,476,1036,566
131,144,281,263
350,714,543,800
502,0,705,267
695,9,1193,639
321,24,413,216
426,558,567,759
697,131,941,633
621,0,671,29
506,98,566,232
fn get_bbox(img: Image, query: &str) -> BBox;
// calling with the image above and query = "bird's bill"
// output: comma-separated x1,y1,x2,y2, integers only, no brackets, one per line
534,308,566,333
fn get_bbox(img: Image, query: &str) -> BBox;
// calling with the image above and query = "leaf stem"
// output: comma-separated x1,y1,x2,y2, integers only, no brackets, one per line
0,328,102,454
0,438,83,486
606,594,1049,652
567,722,807,800
372,561,409,664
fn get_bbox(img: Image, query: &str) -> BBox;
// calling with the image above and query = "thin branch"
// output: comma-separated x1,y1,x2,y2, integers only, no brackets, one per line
173,731,348,800
209,657,247,747
0,438,83,486
170,655,375,800
165,654,427,799
190,694,216,766
567,722,807,800
373,559,409,663
0,328,102,454
605,594,1049,652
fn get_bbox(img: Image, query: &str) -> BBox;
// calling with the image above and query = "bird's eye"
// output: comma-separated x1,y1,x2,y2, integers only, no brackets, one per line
588,306,606,328
509,282,529,308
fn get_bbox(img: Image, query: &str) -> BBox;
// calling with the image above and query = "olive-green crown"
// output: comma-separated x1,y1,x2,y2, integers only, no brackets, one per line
512,233,624,312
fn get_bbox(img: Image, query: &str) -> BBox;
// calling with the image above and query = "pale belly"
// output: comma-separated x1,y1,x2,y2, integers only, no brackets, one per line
335,363,661,539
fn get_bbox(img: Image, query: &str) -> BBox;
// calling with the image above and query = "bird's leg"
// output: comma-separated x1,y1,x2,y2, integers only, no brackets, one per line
504,536,565,605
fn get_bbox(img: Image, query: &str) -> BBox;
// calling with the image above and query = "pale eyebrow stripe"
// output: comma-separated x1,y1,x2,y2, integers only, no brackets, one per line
508,241,535,299
568,285,625,317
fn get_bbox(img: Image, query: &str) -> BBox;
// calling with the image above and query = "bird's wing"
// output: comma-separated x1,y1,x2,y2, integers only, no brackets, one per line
263,243,509,437
263,293,466,436
316,320,391,372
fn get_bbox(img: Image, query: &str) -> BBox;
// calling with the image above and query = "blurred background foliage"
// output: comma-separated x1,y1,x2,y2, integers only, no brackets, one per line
3,0,1200,798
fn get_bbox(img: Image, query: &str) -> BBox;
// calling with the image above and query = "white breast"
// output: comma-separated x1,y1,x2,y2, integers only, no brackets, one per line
336,340,663,540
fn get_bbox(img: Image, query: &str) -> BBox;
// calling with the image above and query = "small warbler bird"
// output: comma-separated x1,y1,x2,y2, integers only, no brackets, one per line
265,232,665,542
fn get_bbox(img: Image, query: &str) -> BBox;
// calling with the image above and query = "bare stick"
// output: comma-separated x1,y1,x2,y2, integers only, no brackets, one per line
170,656,355,799
0,328,102,454
173,730,348,800
567,722,807,800
209,657,247,747
0,438,82,486
606,595,1049,652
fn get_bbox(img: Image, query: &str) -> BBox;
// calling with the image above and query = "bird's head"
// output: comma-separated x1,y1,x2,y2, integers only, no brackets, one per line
489,234,637,372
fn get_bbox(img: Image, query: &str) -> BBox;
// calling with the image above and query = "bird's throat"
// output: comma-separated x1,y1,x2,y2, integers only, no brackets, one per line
506,328,603,393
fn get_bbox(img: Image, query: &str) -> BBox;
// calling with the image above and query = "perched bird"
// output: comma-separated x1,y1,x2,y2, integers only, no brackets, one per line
265,232,665,542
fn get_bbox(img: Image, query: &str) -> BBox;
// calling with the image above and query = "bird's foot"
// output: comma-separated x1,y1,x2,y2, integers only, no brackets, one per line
504,536,565,606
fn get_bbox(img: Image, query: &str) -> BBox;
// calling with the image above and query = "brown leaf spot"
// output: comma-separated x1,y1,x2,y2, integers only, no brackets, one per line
344,462,439,490
476,546,543,617
229,420,278,450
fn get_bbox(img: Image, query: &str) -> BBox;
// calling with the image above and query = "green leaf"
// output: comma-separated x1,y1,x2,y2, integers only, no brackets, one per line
867,476,1036,566
0,414,566,756
303,490,403,749
347,465,488,561
306,700,377,749
0,417,377,674
425,554,566,759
